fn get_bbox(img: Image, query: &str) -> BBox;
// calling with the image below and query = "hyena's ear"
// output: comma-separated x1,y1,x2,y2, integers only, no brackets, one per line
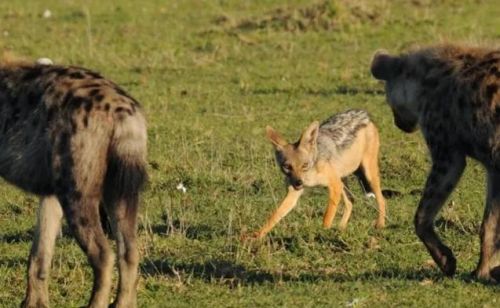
266,126,288,149
371,50,402,80
299,121,319,151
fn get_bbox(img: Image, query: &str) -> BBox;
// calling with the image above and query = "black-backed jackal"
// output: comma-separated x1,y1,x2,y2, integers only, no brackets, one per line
0,58,147,307
254,109,386,239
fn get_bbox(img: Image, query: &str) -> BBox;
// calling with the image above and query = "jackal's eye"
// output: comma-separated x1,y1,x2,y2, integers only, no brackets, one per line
302,162,309,170
282,164,292,173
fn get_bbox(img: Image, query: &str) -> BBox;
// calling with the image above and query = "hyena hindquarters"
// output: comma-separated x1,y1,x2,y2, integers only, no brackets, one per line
0,62,147,307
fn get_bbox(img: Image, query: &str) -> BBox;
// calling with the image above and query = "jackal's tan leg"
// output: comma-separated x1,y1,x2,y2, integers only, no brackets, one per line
23,196,63,308
256,186,303,239
361,128,386,229
361,165,385,229
323,178,343,229
338,189,353,231
475,169,500,281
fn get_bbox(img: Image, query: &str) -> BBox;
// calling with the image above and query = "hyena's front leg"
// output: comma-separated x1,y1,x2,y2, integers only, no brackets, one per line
474,169,500,281
255,186,303,239
23,196,63,308
414,155,466,276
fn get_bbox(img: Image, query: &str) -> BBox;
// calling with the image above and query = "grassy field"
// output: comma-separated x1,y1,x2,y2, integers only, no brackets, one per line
0,0,499,307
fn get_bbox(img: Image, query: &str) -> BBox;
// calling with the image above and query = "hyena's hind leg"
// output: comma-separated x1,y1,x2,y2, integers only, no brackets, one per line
475,169,500,281
103,112,147,308
61,195,114,308
360,125,386,229
104,196,140,308
23,196,63,308
55,131,114,308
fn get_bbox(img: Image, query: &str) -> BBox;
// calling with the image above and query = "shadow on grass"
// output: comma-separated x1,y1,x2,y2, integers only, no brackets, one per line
0,227,84,244
0,256,26,267
267,234,351,253
140,258,475,287
381,189,403,199
0,230,33,243
250,86,384,97
148,221,222,241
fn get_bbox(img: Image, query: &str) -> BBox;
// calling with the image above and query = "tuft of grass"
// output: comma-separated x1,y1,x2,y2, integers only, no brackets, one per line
1,0,499,307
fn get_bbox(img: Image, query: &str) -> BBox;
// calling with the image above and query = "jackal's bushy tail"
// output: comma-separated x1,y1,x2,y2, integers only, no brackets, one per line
104,113,148,207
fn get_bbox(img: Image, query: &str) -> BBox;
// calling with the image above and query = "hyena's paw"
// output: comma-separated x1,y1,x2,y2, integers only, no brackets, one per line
437,249,457,277
489,266,500,283
471,269,493,283
110,299,137,308
21,298,49,308
21,284,49,308
471,266,500,283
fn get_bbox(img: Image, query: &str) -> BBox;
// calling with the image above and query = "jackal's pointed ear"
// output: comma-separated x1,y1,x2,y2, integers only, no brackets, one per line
299,121,319,150
266,126,288,149
371,50,402,80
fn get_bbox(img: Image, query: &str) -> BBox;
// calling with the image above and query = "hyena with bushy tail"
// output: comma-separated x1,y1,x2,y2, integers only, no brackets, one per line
0,59,147,307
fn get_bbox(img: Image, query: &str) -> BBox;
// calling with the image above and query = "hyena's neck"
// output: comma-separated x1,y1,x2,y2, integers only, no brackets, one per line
0,65,51,110
0,66,22,98
0,67,10,88
0,71,14,106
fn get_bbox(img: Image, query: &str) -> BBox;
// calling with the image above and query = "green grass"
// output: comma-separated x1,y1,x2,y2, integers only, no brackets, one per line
1,0,500,307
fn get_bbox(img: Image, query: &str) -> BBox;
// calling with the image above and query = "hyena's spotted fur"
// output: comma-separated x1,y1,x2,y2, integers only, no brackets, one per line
0,60,147,307
371,44,500,281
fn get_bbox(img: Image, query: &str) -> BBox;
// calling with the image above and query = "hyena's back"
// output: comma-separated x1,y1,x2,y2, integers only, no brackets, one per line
0,62,147,199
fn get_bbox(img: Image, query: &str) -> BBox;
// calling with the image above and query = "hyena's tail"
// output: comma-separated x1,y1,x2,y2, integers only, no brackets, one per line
102,110,147,302
103,111,148,212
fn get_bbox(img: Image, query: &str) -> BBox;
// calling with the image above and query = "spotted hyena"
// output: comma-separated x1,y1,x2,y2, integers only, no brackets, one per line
371,44,500,281
0,58,147,307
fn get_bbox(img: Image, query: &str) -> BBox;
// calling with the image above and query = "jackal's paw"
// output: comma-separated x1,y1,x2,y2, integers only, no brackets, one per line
373,220,385,229
322,221,333,229
240,231,263,242
365,192,376,199
338,224,348,232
